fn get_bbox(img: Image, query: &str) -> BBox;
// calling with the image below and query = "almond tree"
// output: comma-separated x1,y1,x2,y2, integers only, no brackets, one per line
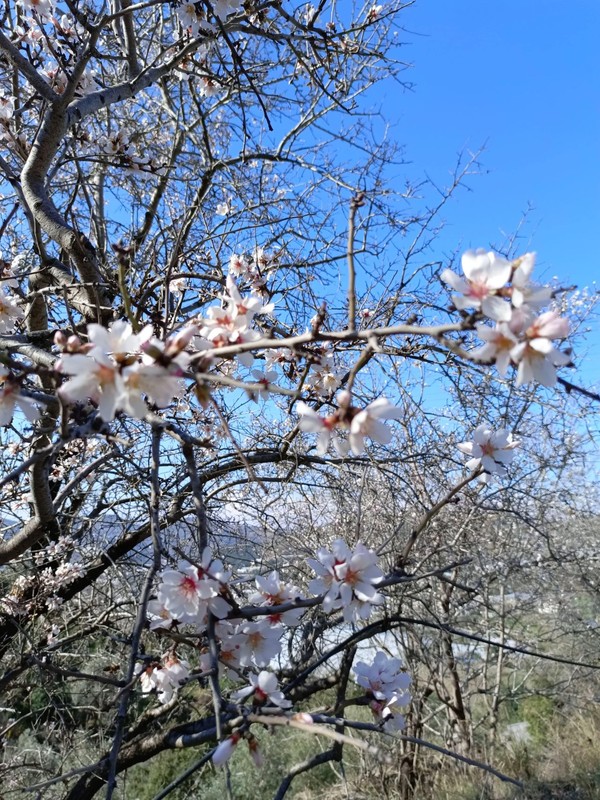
0,2,596,799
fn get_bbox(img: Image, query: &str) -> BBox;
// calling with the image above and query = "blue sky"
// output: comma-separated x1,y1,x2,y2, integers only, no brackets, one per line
385,0,600,386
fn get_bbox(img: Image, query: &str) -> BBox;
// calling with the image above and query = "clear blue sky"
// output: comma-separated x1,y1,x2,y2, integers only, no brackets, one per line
387,0,600,386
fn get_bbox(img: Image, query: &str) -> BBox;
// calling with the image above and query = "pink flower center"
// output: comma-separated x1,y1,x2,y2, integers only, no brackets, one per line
467,281,490,300
179,576,197,596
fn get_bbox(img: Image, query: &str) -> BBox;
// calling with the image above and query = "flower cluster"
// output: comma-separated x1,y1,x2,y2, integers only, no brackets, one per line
248,570,306,626
307,539,384,622
442,251,570,386
353,652,411,732
137,653,190,704
297,392,402,456
198,275,274,367
57,321,187,421
150,549,232,629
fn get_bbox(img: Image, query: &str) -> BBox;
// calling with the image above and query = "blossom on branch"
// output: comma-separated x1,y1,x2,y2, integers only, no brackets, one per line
231,670,292,708
441,249,512,321
0,374,40,426
510,253,553,310
307,539,384,622
156,550,232,627
349,397,403,454
137,653,190,704
457,424,519,479
353,651,411,701
0,290,24,332
353,652,411,732
249,570,306,626
510,310,571,386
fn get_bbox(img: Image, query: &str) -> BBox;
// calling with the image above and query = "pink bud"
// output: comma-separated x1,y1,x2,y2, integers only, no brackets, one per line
292,712,314,724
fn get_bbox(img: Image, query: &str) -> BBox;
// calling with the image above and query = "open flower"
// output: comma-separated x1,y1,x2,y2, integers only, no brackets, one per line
296,401,348,456
353,652,411,702
0,290,24,332
308,539,384,621
231,670,292,708
0,376,40,426
470,322,518,377
511,253,553,310
349,397,402,454
441,249,512,321
510,311,571,386
249,571,305,626
457,424,519,477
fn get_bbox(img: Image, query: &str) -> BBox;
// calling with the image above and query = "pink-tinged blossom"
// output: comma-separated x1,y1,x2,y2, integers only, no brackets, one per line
457,424,519,477
0,290,24,332
441,249,512,321
470,322,518,377
511,340,571,387
0,97,14,120
231,670,292,708
157,563,205,622
229,253,250,277
157,551,231,626
58,352,124,421
308,539,384,621
121,363,185,418
511,253,553,310
146,599,177,631
353,652,411,702
18,0,53,18
511,310,571,387
525,310,570,340
296,401,349,456
212,734,240,767
201,622,247,678
177,2,215,35
0,377,40,427
249,571,305,626
87,320,151,361
349,397,402,454
239,619,282,667
250,369,278,401
137,654,190,704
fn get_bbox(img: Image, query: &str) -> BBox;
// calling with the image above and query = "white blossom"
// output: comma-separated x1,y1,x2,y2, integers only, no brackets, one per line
0,290,24,332
296,401,348,456
511,252,553,310
308,539,384,621
349,397,402,454
0,377,40,426
231,670,292,708
510,311,571,387
212,734,240,767
457,424,519,478
353,652,411,702
249,571,305,626
470,322,518,377
0,96,14,121
441,249,512,321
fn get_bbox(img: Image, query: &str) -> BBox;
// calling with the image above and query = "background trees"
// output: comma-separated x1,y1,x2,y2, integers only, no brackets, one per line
0,1,598,798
